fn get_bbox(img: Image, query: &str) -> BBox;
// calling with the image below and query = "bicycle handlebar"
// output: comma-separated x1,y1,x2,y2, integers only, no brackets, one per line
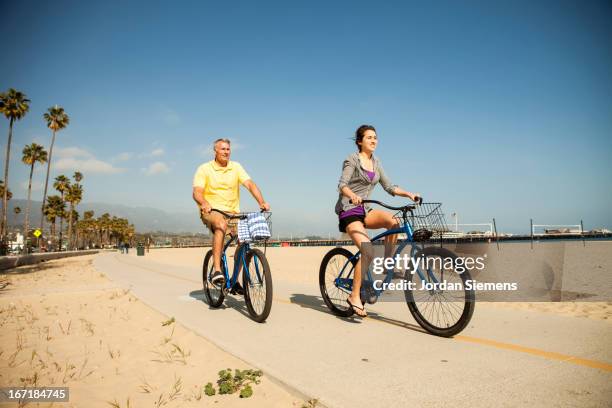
349,199,418,212
210,208,267,219
210,209,247,219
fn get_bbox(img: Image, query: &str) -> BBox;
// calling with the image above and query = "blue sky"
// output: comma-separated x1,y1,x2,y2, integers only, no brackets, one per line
1,0,611,235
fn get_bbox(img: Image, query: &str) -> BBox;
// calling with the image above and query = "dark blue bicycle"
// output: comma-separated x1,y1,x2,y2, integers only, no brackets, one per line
203,209,273,323
319,200,475,337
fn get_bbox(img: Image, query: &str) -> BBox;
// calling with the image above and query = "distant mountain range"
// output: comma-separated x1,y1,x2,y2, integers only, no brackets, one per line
6,200,203,233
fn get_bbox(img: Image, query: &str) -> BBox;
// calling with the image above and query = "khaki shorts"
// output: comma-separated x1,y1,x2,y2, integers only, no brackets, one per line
200,211,238,235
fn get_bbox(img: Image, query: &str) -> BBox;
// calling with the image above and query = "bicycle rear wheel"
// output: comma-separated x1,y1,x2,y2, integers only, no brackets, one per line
404,246,475,337
243,248,273,323
203,249,225,308
319,247,355,317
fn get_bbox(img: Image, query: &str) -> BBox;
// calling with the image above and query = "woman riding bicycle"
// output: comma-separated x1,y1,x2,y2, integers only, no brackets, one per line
335,124,421,317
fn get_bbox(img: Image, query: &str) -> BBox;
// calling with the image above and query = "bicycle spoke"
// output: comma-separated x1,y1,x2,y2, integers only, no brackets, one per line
407,251,473,332
325,255,352,309
246,253,268,315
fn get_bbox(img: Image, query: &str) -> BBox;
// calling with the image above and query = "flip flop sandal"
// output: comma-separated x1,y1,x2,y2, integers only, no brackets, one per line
347,298,367,317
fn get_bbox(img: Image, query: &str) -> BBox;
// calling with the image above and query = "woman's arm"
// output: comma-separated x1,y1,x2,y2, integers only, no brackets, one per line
392,187,421,203
338,157,362,204
341,186,362,205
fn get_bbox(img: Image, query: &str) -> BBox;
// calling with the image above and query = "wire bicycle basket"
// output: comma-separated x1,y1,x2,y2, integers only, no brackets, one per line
394,203,449,242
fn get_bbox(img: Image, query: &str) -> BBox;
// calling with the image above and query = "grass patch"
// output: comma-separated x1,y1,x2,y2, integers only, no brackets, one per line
204,368,263,399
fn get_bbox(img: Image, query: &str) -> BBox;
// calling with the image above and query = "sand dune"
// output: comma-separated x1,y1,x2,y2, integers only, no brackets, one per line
0,255,304,407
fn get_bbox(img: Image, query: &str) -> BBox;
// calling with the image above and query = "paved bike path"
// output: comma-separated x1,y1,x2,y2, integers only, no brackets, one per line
94,252,611,407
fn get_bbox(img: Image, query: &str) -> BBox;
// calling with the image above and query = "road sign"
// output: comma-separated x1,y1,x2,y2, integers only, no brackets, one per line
33,229,42,238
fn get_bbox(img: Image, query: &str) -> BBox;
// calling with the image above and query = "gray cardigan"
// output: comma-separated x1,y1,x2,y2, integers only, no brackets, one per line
335,152,397,215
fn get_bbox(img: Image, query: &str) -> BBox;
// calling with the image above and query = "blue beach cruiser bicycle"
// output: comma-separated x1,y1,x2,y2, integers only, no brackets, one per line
319,200,475,337
203,209,273,323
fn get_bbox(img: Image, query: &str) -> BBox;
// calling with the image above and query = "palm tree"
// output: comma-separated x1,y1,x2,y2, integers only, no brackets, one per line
97,213,111,246
40,105,69,236
22,143,48,252
0,180,12,201
53,175,70,250
68,172,83,249
0,88,30,241
43,195,65,247
72,171,83,220
65,183,82,250
69,209,80,248
78,210,95,248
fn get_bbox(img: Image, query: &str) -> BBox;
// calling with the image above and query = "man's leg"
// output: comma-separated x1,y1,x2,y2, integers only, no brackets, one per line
202,212,228,284
230,241,246,294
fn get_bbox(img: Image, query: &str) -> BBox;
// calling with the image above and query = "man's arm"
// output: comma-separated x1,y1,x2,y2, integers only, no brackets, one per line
243,180,270,211
192,186,212,213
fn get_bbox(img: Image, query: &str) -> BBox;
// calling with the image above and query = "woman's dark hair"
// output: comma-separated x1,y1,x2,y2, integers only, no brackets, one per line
354,124,376,151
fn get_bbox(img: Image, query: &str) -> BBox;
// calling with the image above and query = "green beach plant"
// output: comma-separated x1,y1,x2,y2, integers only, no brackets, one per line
204,382,215,396
205,368,263,398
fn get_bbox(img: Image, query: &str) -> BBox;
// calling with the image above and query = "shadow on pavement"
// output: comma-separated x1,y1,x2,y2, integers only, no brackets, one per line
289,293,428,333
189,289,257,321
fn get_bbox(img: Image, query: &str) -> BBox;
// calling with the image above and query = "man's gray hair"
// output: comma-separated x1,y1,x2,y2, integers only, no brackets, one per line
214,138,231,147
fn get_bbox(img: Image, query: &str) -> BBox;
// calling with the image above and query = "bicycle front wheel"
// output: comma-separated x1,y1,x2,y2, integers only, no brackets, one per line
243,248,273,323
319,247,355,317
203,249,225,308
404,246,475,337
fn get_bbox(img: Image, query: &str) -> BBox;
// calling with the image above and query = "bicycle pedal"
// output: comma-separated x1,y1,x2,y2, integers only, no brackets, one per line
391,271,404,280
364,294,378,304
230,284,245,295
361,286,378,305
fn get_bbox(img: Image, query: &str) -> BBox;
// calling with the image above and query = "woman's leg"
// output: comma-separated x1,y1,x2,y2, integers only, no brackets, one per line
365,209,400,257
345,221,370,316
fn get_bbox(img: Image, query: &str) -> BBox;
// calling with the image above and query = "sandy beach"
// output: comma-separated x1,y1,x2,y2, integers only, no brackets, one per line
1,242,610,407
0,255,304,407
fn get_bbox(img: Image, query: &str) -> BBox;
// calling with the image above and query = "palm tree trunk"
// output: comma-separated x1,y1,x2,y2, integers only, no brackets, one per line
58,192,64,251
67,203,74,250
40,130,56,237
50,220,55,250
23,163,34,254
1,118,14,243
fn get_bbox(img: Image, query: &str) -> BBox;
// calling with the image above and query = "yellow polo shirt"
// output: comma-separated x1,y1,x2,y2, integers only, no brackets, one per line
192,160,251,213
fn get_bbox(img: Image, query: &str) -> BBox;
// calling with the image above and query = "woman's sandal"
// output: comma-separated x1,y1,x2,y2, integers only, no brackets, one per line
347,298,367,317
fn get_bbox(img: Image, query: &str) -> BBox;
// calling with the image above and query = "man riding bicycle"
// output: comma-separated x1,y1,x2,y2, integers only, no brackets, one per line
192,138,270,290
